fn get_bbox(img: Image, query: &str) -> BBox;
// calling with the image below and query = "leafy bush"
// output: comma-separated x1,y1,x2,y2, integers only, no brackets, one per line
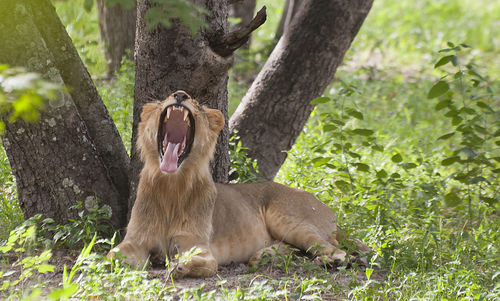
277,43,499,299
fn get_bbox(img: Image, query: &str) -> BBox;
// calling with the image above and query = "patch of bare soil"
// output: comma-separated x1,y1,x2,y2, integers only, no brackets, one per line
150,258,378,300
2,250,381,300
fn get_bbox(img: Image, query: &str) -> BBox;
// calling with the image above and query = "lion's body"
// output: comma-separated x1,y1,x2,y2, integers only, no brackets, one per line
211,182,339,265
110,92,367,278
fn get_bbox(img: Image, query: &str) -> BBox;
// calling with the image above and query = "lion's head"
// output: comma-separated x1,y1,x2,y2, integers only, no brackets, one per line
137,91,224,174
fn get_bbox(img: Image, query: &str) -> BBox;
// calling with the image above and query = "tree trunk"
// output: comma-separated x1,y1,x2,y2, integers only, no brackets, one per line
0,0,130,228
96,0,136,75
230,0,373,180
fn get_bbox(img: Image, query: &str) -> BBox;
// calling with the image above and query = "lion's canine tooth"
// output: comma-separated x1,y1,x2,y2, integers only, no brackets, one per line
166,107,172,120
183,110,189,121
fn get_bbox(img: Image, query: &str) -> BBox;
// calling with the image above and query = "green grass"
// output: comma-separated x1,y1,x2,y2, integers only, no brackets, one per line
1,0,500,299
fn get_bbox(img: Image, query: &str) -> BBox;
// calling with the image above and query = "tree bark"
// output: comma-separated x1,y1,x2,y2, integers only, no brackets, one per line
0,0,130,227
97,0,136,75
230,0,373,180
130,0,265,210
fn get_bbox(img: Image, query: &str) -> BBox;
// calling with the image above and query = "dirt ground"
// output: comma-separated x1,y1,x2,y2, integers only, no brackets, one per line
1,250,378,300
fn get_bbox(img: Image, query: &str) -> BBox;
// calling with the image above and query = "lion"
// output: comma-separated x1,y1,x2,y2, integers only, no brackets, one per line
109,91,369,278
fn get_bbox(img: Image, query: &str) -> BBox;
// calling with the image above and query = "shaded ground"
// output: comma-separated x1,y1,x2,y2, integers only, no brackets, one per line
1,249,380,299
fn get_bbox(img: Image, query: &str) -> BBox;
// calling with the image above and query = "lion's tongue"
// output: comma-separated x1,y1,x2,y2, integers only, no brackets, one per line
160,141,180,173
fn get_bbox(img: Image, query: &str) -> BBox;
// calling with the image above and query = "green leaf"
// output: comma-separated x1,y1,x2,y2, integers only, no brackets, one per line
441,156,460,166
434,56,451,68
400,163,417,170
467,69,485,81
332,119,345,126
371,144,384,152
48,284,78,300
345,108,364,120
352,129,374,136
474,125,488,135
444,192,461,207
481,197,498,206
310,97,330,104
451,116,463,126
468,177,489,185
476,101,493,112
366,268,373,280
322,124,337,132
460,107,476,115
347,151,362,159
391,153,403,163
36,264,55,273
353,163,370,172
376,169,388,179
434,55,458,68
437,132,455,140
427,81,449,99
311,157,330,167
334,180,351,194
444,109,458,118
420,184,436,191
435,99,452,111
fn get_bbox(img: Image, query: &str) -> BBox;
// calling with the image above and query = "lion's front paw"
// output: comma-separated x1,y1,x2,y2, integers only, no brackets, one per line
166,253,218,278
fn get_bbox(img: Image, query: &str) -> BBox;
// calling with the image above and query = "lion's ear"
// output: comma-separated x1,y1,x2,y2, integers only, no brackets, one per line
141,102,159,122
205,108,225,133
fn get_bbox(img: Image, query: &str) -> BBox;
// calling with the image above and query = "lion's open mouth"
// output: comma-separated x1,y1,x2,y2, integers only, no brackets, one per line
157,104,195,173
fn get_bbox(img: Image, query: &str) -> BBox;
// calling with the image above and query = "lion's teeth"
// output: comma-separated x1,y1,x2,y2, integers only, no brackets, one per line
180,136,186,155
183,110,189,121
166,107,172,120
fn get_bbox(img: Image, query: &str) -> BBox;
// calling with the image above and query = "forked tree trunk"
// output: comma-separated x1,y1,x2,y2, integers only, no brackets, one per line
97,0,136,74
230,0,373,180
130,0,265,209
0,0,130,228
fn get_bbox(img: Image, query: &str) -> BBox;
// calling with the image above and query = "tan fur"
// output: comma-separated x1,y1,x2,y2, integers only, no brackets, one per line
109,92,369,278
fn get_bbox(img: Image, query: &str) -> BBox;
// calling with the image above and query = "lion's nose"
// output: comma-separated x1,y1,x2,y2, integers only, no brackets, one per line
173,91,190,104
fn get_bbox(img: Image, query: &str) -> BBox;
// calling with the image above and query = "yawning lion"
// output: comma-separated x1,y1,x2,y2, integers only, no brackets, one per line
110,91,369,278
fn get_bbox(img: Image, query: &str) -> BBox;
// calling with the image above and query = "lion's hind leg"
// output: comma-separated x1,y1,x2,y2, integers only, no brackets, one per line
264,208,347,267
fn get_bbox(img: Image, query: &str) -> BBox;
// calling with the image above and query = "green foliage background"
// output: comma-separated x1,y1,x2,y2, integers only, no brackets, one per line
0,0,499,299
